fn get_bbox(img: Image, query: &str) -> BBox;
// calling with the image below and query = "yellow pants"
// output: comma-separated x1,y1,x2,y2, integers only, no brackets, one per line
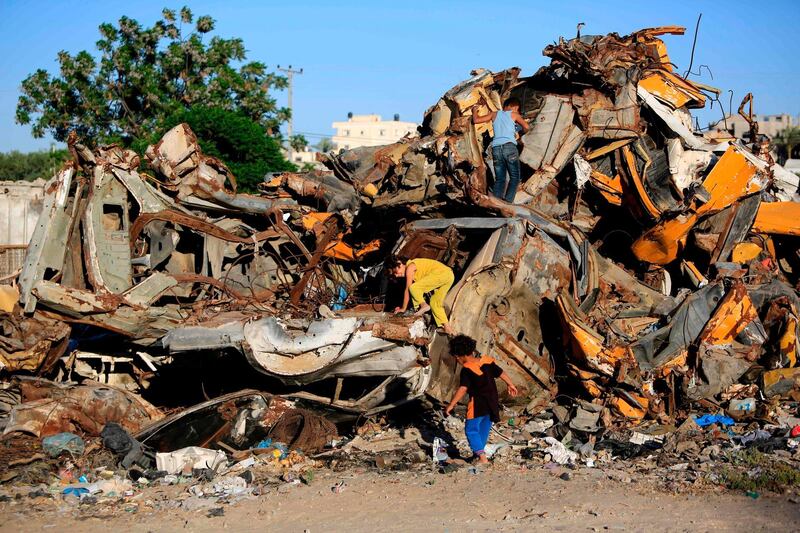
409,269,455,326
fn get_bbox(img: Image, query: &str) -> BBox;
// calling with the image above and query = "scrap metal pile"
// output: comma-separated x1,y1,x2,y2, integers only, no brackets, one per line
1,26,799,441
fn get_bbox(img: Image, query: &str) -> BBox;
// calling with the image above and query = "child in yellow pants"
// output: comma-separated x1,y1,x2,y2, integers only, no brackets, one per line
387,256,454,334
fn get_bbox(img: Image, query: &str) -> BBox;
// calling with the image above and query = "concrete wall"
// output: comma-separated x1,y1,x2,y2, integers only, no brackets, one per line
0,179,45,246
0,179,45,280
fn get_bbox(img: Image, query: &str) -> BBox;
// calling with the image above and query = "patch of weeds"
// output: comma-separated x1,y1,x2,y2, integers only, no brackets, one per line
729,449,769,468
719,450,800,493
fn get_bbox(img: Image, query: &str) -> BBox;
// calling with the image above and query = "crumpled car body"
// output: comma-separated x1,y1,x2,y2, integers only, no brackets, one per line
9,25,800,424
162,217,565,414
12,134,564,414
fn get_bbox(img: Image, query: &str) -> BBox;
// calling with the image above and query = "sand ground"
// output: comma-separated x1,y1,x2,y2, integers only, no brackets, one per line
1,463,798,532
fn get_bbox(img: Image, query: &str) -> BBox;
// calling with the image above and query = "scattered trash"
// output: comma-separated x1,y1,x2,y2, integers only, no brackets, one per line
543,437,578,465
694,415,736,428
629,431,665,446
484,443,508,458
523,419,554,434
62,487,89,499
569,402,603,433
155,447,227,475
432,437,449,463
41,432,84,458
735,429,771,446
101,422,150,468
728,398,756,415
208,475,250,497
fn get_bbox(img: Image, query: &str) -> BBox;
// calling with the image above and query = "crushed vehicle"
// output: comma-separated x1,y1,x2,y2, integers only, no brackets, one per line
2,25,799,433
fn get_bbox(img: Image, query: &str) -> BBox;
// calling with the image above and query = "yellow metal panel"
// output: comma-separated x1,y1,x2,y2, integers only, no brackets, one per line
610,394,648,421
585,139,634,161
779,314,798,368
753,202,800,236
322,239,382,262
681,260,708,287
301,212,334,231
700,283,758,345
762,367,800,396
589,170,623,205
650,39,672,70
631,214,694,266
621,145,661,218
638,70,706,109
700,147,761,210
632,146,760,264
556,294,631,377
731,242,763,263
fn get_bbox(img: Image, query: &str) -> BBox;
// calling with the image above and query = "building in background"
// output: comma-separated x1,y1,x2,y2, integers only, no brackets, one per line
288,149,324,171
332,114,418,151
708,113,798,140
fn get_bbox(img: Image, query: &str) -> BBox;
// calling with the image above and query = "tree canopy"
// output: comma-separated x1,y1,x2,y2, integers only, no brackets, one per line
773,126,800,162
315,137,335,152
0,150,70,182
289,134,309,153
141,106,295,193
16,6,290,146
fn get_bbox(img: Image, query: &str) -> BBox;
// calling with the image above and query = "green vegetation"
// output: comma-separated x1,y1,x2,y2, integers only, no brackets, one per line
774,126,800,161
720,449,800,493
16,6,290,147
315,137,335,153
134,106,295,193
289,134,309,153
14,6,296,191
0,149,70,182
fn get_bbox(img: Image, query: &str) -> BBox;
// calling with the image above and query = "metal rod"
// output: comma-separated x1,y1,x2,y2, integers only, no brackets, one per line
683,13,702,79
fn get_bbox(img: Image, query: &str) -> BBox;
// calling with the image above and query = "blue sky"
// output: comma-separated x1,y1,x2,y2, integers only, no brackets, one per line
1,0,798,152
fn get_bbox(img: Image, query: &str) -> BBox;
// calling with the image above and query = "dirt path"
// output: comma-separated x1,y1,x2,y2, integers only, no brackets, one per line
1,464,798,532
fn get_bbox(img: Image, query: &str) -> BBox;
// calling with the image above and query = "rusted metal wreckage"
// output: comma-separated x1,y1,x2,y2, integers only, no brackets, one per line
2,26,799,429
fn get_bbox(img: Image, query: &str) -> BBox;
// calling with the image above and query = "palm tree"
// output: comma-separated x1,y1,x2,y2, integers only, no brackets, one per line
773,127,800,163
315,137,334,153
289,134,309,154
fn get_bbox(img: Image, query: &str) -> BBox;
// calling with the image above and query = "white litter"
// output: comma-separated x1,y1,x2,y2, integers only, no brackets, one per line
543,437,578,465
156,446,227,474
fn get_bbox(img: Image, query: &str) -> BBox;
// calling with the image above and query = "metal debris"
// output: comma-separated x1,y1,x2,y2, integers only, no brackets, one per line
2,25,800,433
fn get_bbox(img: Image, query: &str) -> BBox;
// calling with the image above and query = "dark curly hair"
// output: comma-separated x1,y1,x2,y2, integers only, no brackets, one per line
449,334,477,357
385,255,404,272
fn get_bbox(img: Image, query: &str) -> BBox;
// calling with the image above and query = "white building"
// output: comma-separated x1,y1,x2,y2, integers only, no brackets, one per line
332,114,418,151
289,149,324,170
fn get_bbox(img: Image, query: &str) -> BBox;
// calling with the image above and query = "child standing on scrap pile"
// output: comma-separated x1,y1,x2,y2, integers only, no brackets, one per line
471,97,529,202
388,255,455,335
444,334,518,464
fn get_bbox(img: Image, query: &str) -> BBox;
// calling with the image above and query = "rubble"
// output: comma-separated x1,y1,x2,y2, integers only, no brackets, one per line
1,24,800,517
2,377,163,437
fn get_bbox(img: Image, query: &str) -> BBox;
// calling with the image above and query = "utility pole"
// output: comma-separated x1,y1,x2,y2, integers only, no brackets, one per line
277,65,303,162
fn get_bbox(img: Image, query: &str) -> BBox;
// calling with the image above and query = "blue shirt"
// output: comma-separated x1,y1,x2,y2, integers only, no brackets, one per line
491,110,516,147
